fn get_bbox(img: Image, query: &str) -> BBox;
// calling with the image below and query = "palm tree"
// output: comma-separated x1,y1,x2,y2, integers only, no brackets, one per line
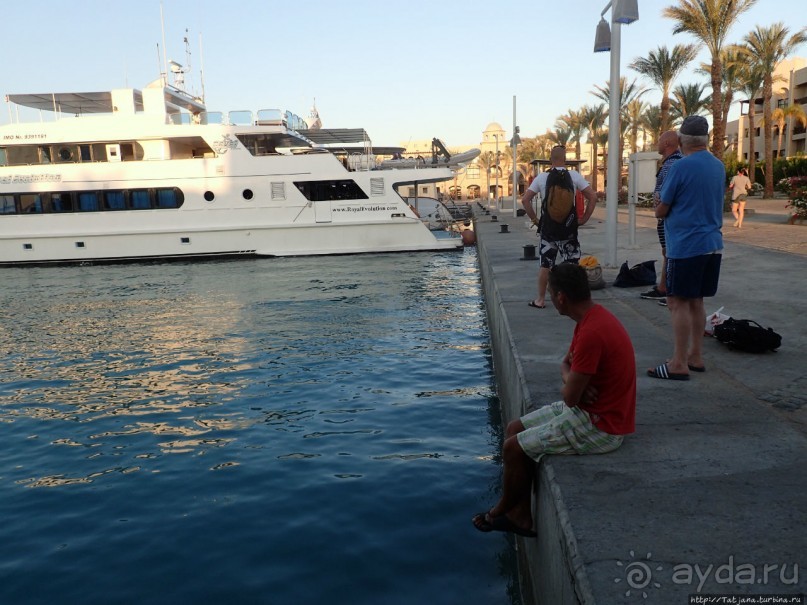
499,145,524,196
698,46,745,140
671,82,711,121
768,104,807,158
592,77,648,183
733,61,765,182
641,104,664,148
593,129,610,188
516,137,543,183
663,0,758,156
517,137,541,164
534,133,554,159
737,22,807,196
581,104,608,189
557,109,586,159
476,151,495,200
549,127,572,148
630,43,700,132
591,77,649,114
625,99,647,154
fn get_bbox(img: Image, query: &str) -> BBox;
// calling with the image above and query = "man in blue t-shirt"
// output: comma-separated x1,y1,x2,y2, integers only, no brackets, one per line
649,115,724,381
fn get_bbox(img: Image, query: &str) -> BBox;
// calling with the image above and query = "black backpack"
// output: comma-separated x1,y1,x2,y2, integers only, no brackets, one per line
540,168,577,239
713,318,782,353
613,260,657,288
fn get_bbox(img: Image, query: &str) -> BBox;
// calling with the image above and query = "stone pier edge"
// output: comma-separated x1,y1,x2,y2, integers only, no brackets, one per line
476,227,594,605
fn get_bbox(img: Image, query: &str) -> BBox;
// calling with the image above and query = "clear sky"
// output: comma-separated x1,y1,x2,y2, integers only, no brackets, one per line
2,1,805,148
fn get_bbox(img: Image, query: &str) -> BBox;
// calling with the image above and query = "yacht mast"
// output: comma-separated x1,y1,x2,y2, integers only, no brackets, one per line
160,1,168,85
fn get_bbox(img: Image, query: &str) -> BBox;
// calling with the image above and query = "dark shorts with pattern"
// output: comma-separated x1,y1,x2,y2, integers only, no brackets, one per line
666,253,722,299
656,219,666,249
538,235,581,269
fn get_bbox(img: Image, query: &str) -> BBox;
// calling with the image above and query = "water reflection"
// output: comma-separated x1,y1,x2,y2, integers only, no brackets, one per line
0,254,494,491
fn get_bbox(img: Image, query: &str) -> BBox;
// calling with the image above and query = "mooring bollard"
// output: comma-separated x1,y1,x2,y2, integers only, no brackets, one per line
521,244,537,260
491,215,498,222
500,224,509,233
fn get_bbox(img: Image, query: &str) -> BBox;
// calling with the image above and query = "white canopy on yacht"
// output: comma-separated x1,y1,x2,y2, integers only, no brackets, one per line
297,128,371,146
7,91,141,114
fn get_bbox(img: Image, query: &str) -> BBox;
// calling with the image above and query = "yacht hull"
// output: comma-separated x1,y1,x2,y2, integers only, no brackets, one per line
0,146,462,265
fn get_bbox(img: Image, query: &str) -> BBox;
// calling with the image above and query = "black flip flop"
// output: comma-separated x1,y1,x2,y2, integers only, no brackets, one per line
527,301,545,309
647,363,690,381
472,512,537,538
688,364,705,372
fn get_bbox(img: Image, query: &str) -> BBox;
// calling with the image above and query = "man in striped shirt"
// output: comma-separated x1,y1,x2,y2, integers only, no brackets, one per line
640,130,682,306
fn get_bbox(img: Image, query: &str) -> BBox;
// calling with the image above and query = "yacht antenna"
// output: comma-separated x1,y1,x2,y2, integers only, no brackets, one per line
183,30,192,93
160,1,168,84
156,43,163,83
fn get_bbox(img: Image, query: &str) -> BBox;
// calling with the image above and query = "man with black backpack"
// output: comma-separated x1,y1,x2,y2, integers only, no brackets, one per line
521,145,598,308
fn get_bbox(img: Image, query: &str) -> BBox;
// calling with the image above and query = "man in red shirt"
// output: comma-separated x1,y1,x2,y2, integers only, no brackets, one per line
473,263,636,537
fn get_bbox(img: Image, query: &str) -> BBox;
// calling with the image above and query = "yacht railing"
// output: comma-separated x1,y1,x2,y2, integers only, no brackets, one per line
180,109,309,129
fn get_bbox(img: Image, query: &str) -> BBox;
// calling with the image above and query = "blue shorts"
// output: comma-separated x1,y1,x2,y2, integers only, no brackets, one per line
666,253,721,298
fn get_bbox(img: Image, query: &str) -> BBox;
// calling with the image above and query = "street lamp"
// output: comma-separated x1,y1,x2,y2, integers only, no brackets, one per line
511,133,521,216
494,133,500,210
594,0,639,268
510,95,521,217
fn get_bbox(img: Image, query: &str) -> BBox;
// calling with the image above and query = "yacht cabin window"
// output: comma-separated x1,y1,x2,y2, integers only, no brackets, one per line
20,194,45,213
0,188,184,215
294,180,369,201
0,195,15,214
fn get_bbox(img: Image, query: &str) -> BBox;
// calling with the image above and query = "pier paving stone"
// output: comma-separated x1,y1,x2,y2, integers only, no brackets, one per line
472,198,807,604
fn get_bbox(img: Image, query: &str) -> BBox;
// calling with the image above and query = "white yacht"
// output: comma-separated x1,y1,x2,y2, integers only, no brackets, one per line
0,73,463,265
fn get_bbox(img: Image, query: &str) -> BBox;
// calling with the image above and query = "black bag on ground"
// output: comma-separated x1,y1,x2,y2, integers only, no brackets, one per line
613,260,656,288
540,168,577,239
713,318,782,353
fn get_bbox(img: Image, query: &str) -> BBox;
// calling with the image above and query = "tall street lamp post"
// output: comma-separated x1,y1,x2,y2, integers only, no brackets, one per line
494,133,500,211
511,95,521,218
594,0,639,267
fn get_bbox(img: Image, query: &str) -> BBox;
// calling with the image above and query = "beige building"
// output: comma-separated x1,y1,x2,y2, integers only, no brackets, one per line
396,122,514,201
726,57,807,162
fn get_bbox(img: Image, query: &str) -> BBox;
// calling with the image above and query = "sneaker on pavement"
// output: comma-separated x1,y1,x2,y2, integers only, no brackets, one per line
658,298,667,306
640,287,665,300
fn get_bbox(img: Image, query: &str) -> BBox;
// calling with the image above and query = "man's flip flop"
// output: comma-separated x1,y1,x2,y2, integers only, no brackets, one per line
688,364,705,372
472,512,537,538
647,363,690,381
527,301,545,309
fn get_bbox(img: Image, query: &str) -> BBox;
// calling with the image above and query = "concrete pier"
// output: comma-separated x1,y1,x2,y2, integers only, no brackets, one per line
473,198,807,604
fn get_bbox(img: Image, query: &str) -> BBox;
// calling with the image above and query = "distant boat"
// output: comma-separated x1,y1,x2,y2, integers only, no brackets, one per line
379,148,481,170
404,196,473,231
404,197,454,230
0,71,465,265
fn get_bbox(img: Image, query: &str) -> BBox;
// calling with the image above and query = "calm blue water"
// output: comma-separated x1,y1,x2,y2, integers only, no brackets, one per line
0,249,519,605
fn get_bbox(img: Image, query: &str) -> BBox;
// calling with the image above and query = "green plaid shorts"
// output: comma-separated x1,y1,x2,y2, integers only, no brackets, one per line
516,400,624,462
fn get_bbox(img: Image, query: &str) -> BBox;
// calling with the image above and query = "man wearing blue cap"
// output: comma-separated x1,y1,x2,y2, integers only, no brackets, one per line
648,115,724,381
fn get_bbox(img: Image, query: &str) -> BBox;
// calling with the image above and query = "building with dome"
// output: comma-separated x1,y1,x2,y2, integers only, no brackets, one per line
396,122,528,202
